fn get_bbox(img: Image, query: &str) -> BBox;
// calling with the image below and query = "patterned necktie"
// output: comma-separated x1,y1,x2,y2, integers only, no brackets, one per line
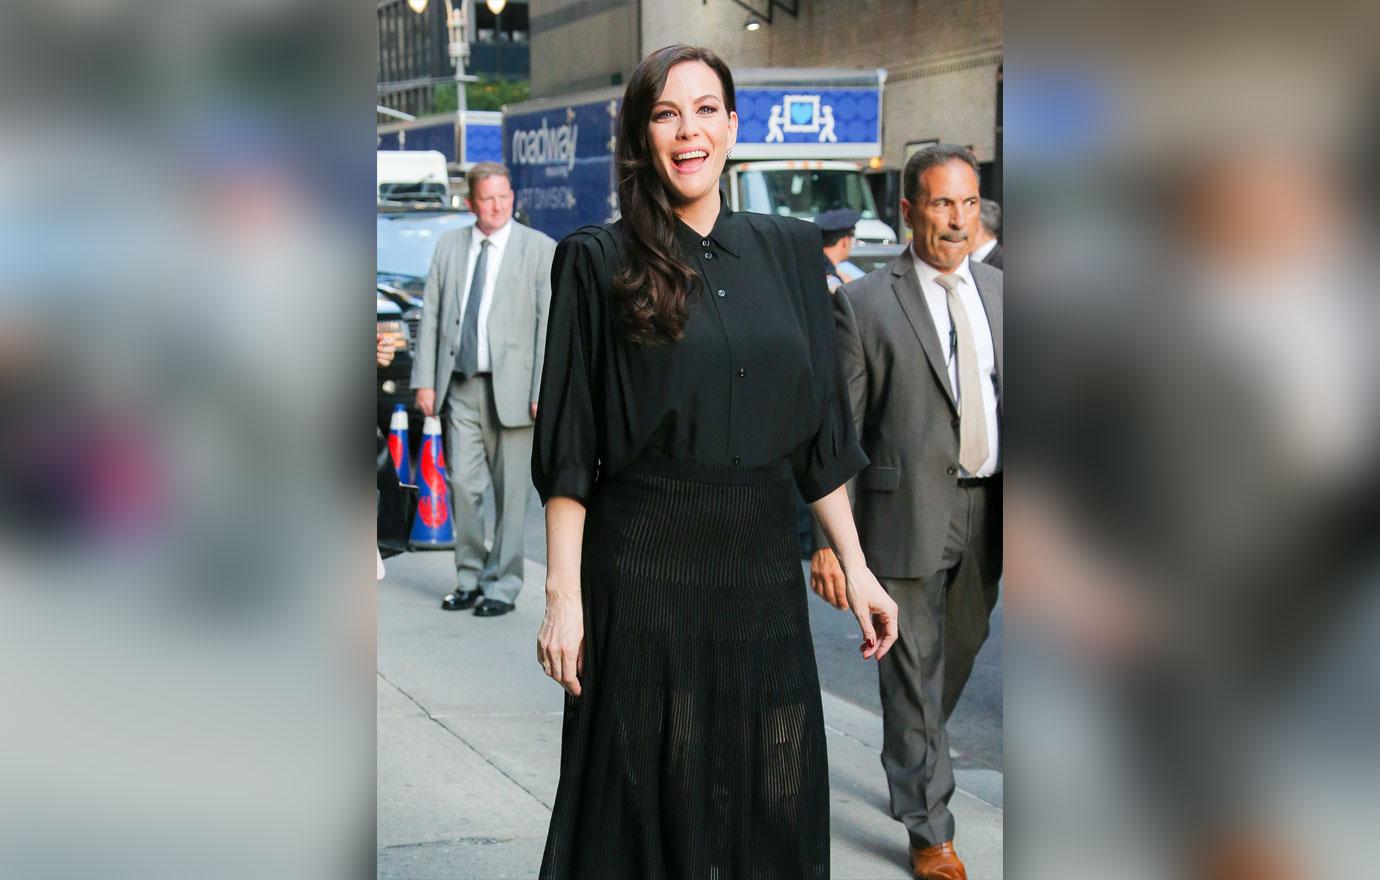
935,273,990,474
457,238,490,378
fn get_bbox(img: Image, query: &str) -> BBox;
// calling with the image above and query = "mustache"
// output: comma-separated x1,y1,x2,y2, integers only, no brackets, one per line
939,232,969,243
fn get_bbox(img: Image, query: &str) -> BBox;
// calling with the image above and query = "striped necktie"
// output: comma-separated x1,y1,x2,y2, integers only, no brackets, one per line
456,238,490,378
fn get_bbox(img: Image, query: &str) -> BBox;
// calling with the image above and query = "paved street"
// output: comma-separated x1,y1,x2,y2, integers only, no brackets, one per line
807,583,1005,804
378,496,1003,879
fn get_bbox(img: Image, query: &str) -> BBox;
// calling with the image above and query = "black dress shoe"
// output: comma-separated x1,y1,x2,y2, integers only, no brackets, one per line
441,588,481,611
472,598,515,617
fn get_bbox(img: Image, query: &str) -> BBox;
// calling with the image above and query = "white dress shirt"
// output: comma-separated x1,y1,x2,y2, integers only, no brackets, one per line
914,254,1001,476
971,238,998,264
456,219,513,374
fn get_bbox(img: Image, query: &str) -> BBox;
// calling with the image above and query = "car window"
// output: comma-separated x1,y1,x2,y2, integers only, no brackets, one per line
376,212,475,279
740,169,879,220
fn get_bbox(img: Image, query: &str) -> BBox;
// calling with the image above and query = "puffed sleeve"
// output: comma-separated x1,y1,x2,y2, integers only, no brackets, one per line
791,226,869,502
532,233,604,506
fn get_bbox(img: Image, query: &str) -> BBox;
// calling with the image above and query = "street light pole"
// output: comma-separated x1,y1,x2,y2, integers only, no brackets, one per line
446,0,471,176
486,0,508,81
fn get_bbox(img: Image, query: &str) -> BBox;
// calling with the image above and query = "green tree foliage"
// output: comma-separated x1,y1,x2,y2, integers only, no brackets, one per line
430,83,458,114
467,78,530,111
430,79,530,115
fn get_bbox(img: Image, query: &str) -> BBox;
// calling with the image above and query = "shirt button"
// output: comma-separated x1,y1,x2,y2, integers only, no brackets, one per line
704,252,713,259
716,288,726,297
701,239,711,247
737,368,745,377
946,466,957,475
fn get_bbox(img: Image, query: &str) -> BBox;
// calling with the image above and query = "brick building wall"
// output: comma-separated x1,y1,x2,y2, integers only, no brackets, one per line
882,51,1001,167
529,0,642,97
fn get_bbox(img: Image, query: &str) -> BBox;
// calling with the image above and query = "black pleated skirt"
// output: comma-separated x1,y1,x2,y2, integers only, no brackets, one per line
539,456,830,880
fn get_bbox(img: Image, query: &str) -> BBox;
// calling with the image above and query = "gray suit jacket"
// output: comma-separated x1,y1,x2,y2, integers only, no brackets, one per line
818,248,1003,579
412,221,557,428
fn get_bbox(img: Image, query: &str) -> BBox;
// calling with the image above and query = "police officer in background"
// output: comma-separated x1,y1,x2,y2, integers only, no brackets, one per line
817,208,864,292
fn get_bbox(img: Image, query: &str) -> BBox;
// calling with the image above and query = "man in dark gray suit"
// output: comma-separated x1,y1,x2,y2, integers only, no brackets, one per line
413,162,556,618
812,145,1001,880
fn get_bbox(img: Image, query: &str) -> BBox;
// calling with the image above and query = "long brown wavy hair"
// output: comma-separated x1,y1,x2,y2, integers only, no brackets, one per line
612,45,736,346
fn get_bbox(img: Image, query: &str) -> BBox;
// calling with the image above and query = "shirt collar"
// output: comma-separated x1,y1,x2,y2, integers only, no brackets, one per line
674,193,741,258
473,219,513,250
972,238,998,262
911,246,974,292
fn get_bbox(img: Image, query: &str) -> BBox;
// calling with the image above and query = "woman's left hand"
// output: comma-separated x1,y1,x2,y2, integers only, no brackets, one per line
844,565,899,660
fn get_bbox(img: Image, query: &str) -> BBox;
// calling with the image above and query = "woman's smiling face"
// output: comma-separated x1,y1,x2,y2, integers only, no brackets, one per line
646,60,738,208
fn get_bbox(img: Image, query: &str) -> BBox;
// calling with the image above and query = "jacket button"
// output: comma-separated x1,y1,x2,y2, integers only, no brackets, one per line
702,239,711,247
704,252,713,259
737,368,745,377
951,418,960,429
946,466,957,475
732,456,741,465
716,289,726,297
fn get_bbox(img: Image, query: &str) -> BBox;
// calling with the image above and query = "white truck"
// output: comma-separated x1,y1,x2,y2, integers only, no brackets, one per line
376,150,451,205
727,159,895,244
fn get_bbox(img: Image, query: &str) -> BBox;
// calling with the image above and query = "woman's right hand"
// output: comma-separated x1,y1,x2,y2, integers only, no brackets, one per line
537,592,585,696
843,564,899,661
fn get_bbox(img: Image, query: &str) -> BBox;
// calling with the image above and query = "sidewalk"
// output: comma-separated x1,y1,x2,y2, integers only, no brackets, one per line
378,550,1003,879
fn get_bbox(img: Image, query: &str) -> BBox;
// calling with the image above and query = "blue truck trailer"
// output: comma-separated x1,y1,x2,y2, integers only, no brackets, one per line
377,110,505,169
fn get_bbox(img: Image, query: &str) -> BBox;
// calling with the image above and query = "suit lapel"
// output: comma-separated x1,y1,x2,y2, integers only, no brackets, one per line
889,250,957,410
450,228,473,321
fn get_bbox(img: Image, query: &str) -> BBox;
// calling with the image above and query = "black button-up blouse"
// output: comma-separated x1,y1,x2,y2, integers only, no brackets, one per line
531,201,868,506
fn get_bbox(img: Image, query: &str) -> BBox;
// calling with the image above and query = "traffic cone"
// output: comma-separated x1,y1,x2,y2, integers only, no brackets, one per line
387,403,412,483
409,415,455,549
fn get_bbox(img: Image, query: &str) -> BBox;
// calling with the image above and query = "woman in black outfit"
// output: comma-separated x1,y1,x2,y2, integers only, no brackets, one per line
532,45,899,879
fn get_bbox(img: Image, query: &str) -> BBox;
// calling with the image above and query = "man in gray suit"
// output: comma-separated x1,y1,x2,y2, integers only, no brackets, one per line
812,144,1001,880
412,162,556,618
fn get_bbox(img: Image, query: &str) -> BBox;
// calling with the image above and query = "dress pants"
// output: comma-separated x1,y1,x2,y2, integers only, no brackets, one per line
443,372,532,605
878,481,998,849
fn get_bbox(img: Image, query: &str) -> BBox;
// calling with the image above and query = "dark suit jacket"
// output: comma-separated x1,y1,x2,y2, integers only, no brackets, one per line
818,248,1003,579
980,242,1003,270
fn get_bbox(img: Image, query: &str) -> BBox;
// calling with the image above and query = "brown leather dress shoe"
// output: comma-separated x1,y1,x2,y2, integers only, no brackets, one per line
911,841,968,880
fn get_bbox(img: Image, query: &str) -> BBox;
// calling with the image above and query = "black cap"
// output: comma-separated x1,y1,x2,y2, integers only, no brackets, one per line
815,208,861,234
